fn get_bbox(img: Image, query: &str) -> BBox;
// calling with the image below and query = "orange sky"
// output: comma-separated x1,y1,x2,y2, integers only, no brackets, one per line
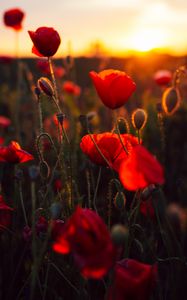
1,0,187,57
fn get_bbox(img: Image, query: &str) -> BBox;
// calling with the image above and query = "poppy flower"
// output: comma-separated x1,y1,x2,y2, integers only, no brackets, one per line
0,116,11,128
80,133,138,170
36,60,50,74
107,259,157,300
154,70,172,86
119,145,164,191
53,206,116,279
0,141,34,164
63,81,81,96
3,8,25,31
89,69,136,109
55,66,65,78
28,27,61,57
0,195,13,230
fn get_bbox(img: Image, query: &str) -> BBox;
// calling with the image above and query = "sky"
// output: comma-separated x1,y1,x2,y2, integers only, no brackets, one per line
1,0,187,57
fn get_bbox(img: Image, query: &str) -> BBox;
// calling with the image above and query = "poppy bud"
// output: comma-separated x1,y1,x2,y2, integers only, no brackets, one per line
37,77,54,97
111,224,129,246
56,113,65,126
34,87,41,99
132,108,147,130
162,87,181,115
114,191,126,210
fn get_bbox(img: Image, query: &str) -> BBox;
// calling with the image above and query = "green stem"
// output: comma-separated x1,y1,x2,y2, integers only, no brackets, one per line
48,57,59,103
114,111,128,155
93,167,102,213
19,181,28,226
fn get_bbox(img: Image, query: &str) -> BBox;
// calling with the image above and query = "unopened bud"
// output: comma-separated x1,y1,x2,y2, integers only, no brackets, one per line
132,108,147,130
56,113,65,126
34,87,41,99
37,77,54,97
162,87,181,115
111,224,129,246
114,191,126,210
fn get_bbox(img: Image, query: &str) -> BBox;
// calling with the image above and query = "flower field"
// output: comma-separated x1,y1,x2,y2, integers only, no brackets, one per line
1,6,187,300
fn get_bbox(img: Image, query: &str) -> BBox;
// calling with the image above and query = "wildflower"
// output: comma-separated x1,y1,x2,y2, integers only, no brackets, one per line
0,141,34,164
80,133,138,170
3,8,25,31
107,259,157,300
28,27,61,57
0,195,13,230
53,206,116,279
62,81,81,96
0,116,11,128
154,70,172,86
89,69,136,109
119,145,164,191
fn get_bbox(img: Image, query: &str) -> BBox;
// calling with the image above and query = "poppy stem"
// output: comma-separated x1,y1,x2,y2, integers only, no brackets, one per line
113,111,128,155
19,180,28,226
48,57,59,103
93,167,102,213
87,131,112,168
137,129,141,144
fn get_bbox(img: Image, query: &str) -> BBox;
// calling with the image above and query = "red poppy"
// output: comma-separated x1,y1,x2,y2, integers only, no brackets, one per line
119,145,164,191
0,116,11,128
63,81,81,96
53,206,116,279
0,141,34,164
54,66,65,78
0,195,13,230
36,60,50,74
89,69,136,109
107,259,157,300
80,133,138,170
3,8,25,31
28,27,61,57
154,70,172,86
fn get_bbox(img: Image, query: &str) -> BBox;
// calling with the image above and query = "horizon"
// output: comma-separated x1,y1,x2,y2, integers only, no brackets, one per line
1,0,187,58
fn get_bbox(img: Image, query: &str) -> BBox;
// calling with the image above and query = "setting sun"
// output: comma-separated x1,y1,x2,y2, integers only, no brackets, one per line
127,28,166,52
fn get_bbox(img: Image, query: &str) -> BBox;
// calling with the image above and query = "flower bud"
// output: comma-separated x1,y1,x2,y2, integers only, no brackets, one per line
37,77,54,97
162,87,181,115
114,191,126,210
111,224,129,246
56,113,65,126
132,108,147,130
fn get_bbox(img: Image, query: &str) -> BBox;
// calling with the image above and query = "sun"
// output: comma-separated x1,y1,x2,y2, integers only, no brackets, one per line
128,28,165,52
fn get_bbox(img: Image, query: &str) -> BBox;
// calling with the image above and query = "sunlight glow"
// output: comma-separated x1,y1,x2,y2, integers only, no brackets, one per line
127,28,166,52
